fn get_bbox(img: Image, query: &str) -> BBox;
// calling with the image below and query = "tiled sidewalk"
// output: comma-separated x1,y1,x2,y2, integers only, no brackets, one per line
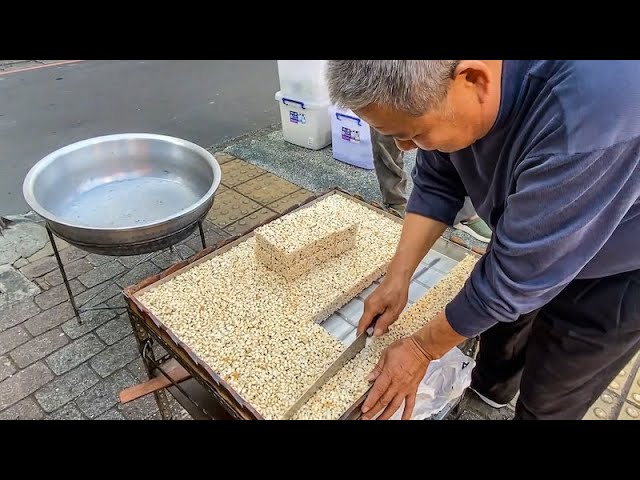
1,149,638,420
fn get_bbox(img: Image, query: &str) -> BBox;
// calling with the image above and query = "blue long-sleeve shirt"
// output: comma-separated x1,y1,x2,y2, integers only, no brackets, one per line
406,60,640,338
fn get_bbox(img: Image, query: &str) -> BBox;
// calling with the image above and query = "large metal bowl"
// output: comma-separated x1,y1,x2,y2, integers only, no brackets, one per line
23,133,221,256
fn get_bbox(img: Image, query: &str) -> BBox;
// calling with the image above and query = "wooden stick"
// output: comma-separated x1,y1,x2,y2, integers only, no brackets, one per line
119,365,191,404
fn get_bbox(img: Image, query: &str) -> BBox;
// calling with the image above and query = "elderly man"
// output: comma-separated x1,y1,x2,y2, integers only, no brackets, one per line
326,60,640,420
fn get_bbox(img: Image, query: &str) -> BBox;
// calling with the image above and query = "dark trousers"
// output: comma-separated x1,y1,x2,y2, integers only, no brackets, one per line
471,268,640,420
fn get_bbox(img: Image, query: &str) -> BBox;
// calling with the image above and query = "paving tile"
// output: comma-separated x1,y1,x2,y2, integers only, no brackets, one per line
97,407,126,420
61,307,116,339
34,279,84,310
105,293,127,310
235,172,300,205
583,391,618,420
44,258,93,286
608,366,632,395
24,302,75,336
184,223,229,251
119,394,159,420
0,362,54,411
90,335,139,378
85,253,112,267
96,314,133,345
0,265,41,308
0,355,16,382
267,188,315,213
13,258,29,269
117,254,151,269
18,255,58,279
223,208,278,236
45,333,105,375
617,402,640,420
26,242,54,263
0,298,41,332
205,189,262,228
76,369,137,418
624,350,639,374
74,281,121,309
212,151,237,165
115,261,160,289
220,159,265,187
34,277,50,291
9,328,69,368
35,363,100,412
0,325,31,356
150,245,195,270
78,260,126,289
48,403,85,420
59,246,88,264
0,397,44,420
628,368,640,407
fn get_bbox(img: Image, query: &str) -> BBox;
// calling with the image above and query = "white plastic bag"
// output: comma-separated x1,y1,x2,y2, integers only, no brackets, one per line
377,347,475,420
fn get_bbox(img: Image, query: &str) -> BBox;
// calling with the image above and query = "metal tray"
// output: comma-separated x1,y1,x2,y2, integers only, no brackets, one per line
23,133,221,256
124,189,480,420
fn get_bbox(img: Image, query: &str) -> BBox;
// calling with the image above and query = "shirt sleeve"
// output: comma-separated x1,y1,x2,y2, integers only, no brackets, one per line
445,145,640,338
406,148,467,225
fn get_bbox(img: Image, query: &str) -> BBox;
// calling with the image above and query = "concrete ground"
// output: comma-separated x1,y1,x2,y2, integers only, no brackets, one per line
0,60,280,216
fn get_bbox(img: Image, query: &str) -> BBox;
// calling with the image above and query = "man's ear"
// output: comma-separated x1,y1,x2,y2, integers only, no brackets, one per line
452,60,493,104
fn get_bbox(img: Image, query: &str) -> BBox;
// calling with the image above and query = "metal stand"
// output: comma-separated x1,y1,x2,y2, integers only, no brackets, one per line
130,315,174,420
47,220,208,325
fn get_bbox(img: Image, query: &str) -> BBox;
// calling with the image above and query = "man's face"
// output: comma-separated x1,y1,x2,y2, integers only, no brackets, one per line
353,61,499,154
355,92,484,154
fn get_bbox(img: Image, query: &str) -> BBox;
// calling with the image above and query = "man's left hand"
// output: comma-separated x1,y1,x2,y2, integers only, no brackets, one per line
361,336,432,420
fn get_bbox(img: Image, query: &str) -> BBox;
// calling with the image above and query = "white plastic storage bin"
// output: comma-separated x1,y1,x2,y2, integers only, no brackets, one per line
275,91,331,150
277,60,329,103
328,105,375,170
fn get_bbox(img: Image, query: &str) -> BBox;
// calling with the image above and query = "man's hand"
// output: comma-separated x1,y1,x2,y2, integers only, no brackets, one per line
361,336,432,420
360,310,468,420
357,213,448,337
358,275,409,337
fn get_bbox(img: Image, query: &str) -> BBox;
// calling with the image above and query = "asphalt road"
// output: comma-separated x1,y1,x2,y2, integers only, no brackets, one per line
0,60,281,215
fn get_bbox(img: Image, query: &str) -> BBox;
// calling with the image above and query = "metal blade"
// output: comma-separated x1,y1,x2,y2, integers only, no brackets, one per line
281,331,368,420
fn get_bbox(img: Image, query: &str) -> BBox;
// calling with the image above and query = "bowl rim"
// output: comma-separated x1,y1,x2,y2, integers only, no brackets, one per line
22,133,222,232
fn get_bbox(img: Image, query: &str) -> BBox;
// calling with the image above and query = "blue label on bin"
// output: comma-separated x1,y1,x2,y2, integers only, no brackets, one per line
341,127,360,144
290,111,306,125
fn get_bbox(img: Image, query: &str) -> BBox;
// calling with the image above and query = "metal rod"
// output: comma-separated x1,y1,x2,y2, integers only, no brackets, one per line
81,306,127,312
47,227,82,325
198,220,207,250
142,343,217,419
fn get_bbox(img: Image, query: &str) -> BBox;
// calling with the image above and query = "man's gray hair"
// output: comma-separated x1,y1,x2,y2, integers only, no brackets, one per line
326,60,459,116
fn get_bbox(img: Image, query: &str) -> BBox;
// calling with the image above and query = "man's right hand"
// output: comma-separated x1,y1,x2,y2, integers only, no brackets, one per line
358,275,410,337
357,212,449,337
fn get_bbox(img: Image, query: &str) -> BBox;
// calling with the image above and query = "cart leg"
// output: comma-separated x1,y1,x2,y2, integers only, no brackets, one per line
198,220,207,250
128,311,174,420
47,227,82,324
